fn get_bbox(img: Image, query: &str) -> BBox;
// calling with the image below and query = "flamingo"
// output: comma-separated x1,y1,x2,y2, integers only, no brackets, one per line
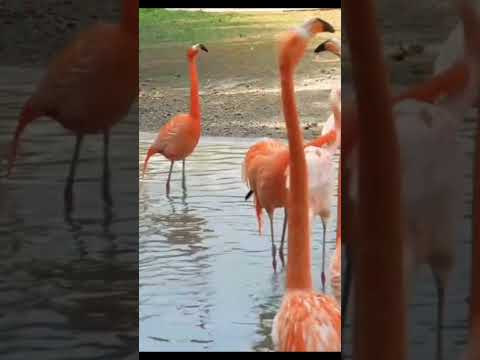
6,0,138,212
344,0,407,358
242,130,337,273
271,19,340,352
242,18,335,272
287,38,342,292
142,43,208,196
242,139,289,271
314,40,342,301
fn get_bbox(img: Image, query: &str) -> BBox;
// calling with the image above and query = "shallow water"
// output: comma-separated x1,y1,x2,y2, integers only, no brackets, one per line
138,132,339,352
0,66,138,358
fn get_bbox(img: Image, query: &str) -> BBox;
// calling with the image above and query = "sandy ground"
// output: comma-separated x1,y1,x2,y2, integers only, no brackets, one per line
139,9,341,140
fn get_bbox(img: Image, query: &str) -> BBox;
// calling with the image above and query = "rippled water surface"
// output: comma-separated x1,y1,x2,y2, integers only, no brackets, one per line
139,132,339,352
0,66,138,358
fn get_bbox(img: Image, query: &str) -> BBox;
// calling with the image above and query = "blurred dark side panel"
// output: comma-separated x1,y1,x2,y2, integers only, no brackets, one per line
0,1,139,358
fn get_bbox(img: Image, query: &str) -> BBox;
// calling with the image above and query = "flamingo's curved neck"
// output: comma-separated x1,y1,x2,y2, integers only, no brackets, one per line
280,64,313,291
189,58,201,123
121,0,139,35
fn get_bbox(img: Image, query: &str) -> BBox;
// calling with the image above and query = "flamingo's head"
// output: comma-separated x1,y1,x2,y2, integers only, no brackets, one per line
279,18,334,70
187,43,208,60
314,38,341,57
304,17,335,35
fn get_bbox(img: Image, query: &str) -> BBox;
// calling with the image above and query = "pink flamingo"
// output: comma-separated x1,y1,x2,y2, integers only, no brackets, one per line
142,44,208,196
7,0,138,212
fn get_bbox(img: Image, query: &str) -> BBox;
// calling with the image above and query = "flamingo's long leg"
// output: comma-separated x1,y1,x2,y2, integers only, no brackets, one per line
321,217,327,292
182,159,186,191
279,208,288,267
268,213,277,272
65,134,84,212
103,130,113,206
166,161,174,196
433,271,445,360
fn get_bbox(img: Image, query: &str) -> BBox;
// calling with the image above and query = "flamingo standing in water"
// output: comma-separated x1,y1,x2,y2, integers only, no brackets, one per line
271,19,340,352
243,129,336,273
6,0,138,211
142,43,208,196
242,18,335,272
313,39,342,299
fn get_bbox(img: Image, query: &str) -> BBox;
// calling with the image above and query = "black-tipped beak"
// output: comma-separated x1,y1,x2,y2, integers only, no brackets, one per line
314,41,327,53
199,44,208,52
317,18,335,33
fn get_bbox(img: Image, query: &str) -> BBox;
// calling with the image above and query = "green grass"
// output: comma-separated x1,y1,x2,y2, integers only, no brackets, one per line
140,9,266,47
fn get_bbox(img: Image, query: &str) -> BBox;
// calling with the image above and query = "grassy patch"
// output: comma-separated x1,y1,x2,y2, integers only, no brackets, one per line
140,9,341,48
140,9,260,47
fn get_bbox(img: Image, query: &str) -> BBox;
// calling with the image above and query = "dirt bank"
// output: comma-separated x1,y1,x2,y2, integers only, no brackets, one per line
139,9,341,140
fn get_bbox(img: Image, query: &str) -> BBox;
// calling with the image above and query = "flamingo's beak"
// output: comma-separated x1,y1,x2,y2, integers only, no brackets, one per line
199,44,208,53
315,18,335,33
314,41,327,53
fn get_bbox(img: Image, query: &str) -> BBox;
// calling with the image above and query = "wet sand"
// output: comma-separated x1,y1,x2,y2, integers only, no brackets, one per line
139,9,341,140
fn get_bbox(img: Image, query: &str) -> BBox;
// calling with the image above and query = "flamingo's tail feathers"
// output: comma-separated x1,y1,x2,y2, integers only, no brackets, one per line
142,146,157,178
255,197,263,235
7,101,40,177
245,190,254,201
241,157,250,185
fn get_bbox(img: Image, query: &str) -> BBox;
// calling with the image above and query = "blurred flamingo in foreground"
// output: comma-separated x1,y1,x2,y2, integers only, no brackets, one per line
7,0,139,212
142,43,208,196
271,19,340,352
345,0,407,358
343,0,480,358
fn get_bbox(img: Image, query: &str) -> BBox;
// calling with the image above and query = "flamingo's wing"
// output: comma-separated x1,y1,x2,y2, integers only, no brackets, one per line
154,114,192,155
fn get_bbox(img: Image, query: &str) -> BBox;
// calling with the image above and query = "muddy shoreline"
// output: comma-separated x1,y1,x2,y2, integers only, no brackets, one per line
139,70,340,140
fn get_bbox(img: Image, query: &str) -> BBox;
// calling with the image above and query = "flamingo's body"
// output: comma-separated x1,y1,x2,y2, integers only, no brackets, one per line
142,44,208,195
272,291,340,351
243,139,289,235
271,19,340,352
7,0,139,210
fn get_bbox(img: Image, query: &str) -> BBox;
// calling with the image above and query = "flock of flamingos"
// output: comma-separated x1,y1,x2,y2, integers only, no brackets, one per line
141,17,342,351
3,0,480,355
